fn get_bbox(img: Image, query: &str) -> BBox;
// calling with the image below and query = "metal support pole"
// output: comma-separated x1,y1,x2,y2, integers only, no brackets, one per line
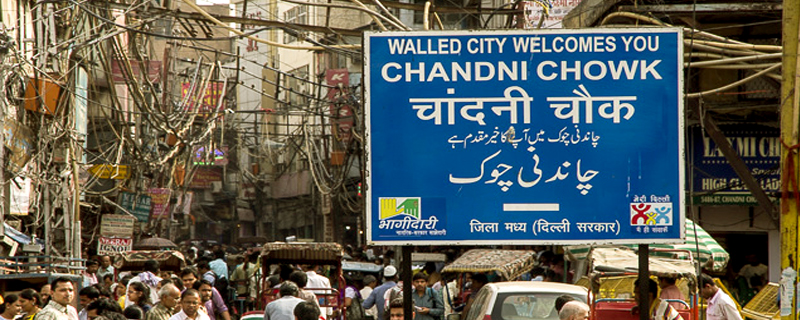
781,0,800,319
403,246,413,320
638,244,650,320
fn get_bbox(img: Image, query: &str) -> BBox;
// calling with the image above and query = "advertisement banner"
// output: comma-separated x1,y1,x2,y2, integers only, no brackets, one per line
149,188,172,219
193,146,229,166
181,81,225,113
326,69,354,142
97,237,133,255
117,192,152,222
100,214,135,238
189,167,223,189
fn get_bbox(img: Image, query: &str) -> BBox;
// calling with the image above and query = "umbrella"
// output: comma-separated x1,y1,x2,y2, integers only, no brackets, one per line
565,219,730,272
134,237,178,250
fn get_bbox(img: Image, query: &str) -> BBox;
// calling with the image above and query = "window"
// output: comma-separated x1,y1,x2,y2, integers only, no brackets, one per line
464,287,492,320
492,293,586,320
283,6,308,43
285,65,309,107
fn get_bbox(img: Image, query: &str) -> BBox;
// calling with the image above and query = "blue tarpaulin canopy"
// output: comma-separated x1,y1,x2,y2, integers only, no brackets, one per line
3,222,44,246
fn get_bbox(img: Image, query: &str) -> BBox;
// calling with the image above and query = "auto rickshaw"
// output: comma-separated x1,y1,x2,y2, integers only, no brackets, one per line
573,246,713,320
441,249,540,317
342,261,383,283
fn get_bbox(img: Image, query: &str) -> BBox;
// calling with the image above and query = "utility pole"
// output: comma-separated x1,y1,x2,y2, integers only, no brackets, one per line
781,1,800,320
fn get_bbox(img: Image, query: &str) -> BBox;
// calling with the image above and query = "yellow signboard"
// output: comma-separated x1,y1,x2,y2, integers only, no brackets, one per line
89,165,130,179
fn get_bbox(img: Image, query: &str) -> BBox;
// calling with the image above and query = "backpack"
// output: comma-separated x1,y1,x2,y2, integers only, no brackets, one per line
427,288,444,320
346,286,367,320
215,276,231,304
207,270,231,305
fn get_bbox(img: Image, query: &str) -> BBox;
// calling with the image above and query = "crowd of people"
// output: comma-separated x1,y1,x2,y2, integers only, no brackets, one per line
0,244,480,320
0,243,753,320
0,245,383,320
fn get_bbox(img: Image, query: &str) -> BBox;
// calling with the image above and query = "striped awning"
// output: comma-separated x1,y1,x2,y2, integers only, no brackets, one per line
565,219,729,272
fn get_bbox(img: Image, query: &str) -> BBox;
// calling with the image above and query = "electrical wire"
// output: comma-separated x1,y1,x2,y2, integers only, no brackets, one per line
72,0,276,41
180,0,360,51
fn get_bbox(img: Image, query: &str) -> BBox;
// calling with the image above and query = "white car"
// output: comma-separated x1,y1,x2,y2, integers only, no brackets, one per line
461,282,589,320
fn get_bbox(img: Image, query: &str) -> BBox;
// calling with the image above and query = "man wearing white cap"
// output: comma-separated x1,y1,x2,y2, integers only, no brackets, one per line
363,266,398,320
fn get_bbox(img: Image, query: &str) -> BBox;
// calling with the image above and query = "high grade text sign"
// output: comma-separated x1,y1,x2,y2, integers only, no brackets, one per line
365,29,685,245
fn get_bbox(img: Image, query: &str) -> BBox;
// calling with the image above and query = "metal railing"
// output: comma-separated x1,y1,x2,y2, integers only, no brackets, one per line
0,255,85,275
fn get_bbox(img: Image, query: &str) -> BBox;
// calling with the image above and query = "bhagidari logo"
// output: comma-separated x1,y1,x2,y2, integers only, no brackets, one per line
378,197,443,235
379,197,420,220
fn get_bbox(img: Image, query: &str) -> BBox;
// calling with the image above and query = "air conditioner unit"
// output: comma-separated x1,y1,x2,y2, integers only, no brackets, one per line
211,181,223,193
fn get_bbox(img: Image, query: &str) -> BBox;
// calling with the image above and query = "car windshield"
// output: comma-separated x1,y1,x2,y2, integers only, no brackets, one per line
492,292,586,320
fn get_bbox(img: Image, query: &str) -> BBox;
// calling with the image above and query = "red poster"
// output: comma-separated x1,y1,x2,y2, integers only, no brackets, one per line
189,167,223,189
181,82,224,112
148,188,171,218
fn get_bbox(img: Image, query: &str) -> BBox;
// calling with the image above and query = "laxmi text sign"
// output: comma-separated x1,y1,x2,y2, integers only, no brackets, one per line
365,29,685,245
691,125,779,205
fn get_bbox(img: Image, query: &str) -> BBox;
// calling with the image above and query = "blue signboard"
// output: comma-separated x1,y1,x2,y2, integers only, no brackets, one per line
117,192,152,222
365,29,685,245
691,125,779,205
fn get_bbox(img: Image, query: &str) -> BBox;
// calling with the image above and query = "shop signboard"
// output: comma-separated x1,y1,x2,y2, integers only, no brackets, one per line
100,214,135,238
117,192,152,222
97,237,132,255
691,125,780,205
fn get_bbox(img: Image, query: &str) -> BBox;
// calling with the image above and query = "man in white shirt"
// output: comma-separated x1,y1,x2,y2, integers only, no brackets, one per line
303,265,331,292
126,260,162,308
303,265,332,318
96,255,116,283
700,274,743,320
360,275,378,320
169,289,211,320
82,260,99,288
266,282,306,320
